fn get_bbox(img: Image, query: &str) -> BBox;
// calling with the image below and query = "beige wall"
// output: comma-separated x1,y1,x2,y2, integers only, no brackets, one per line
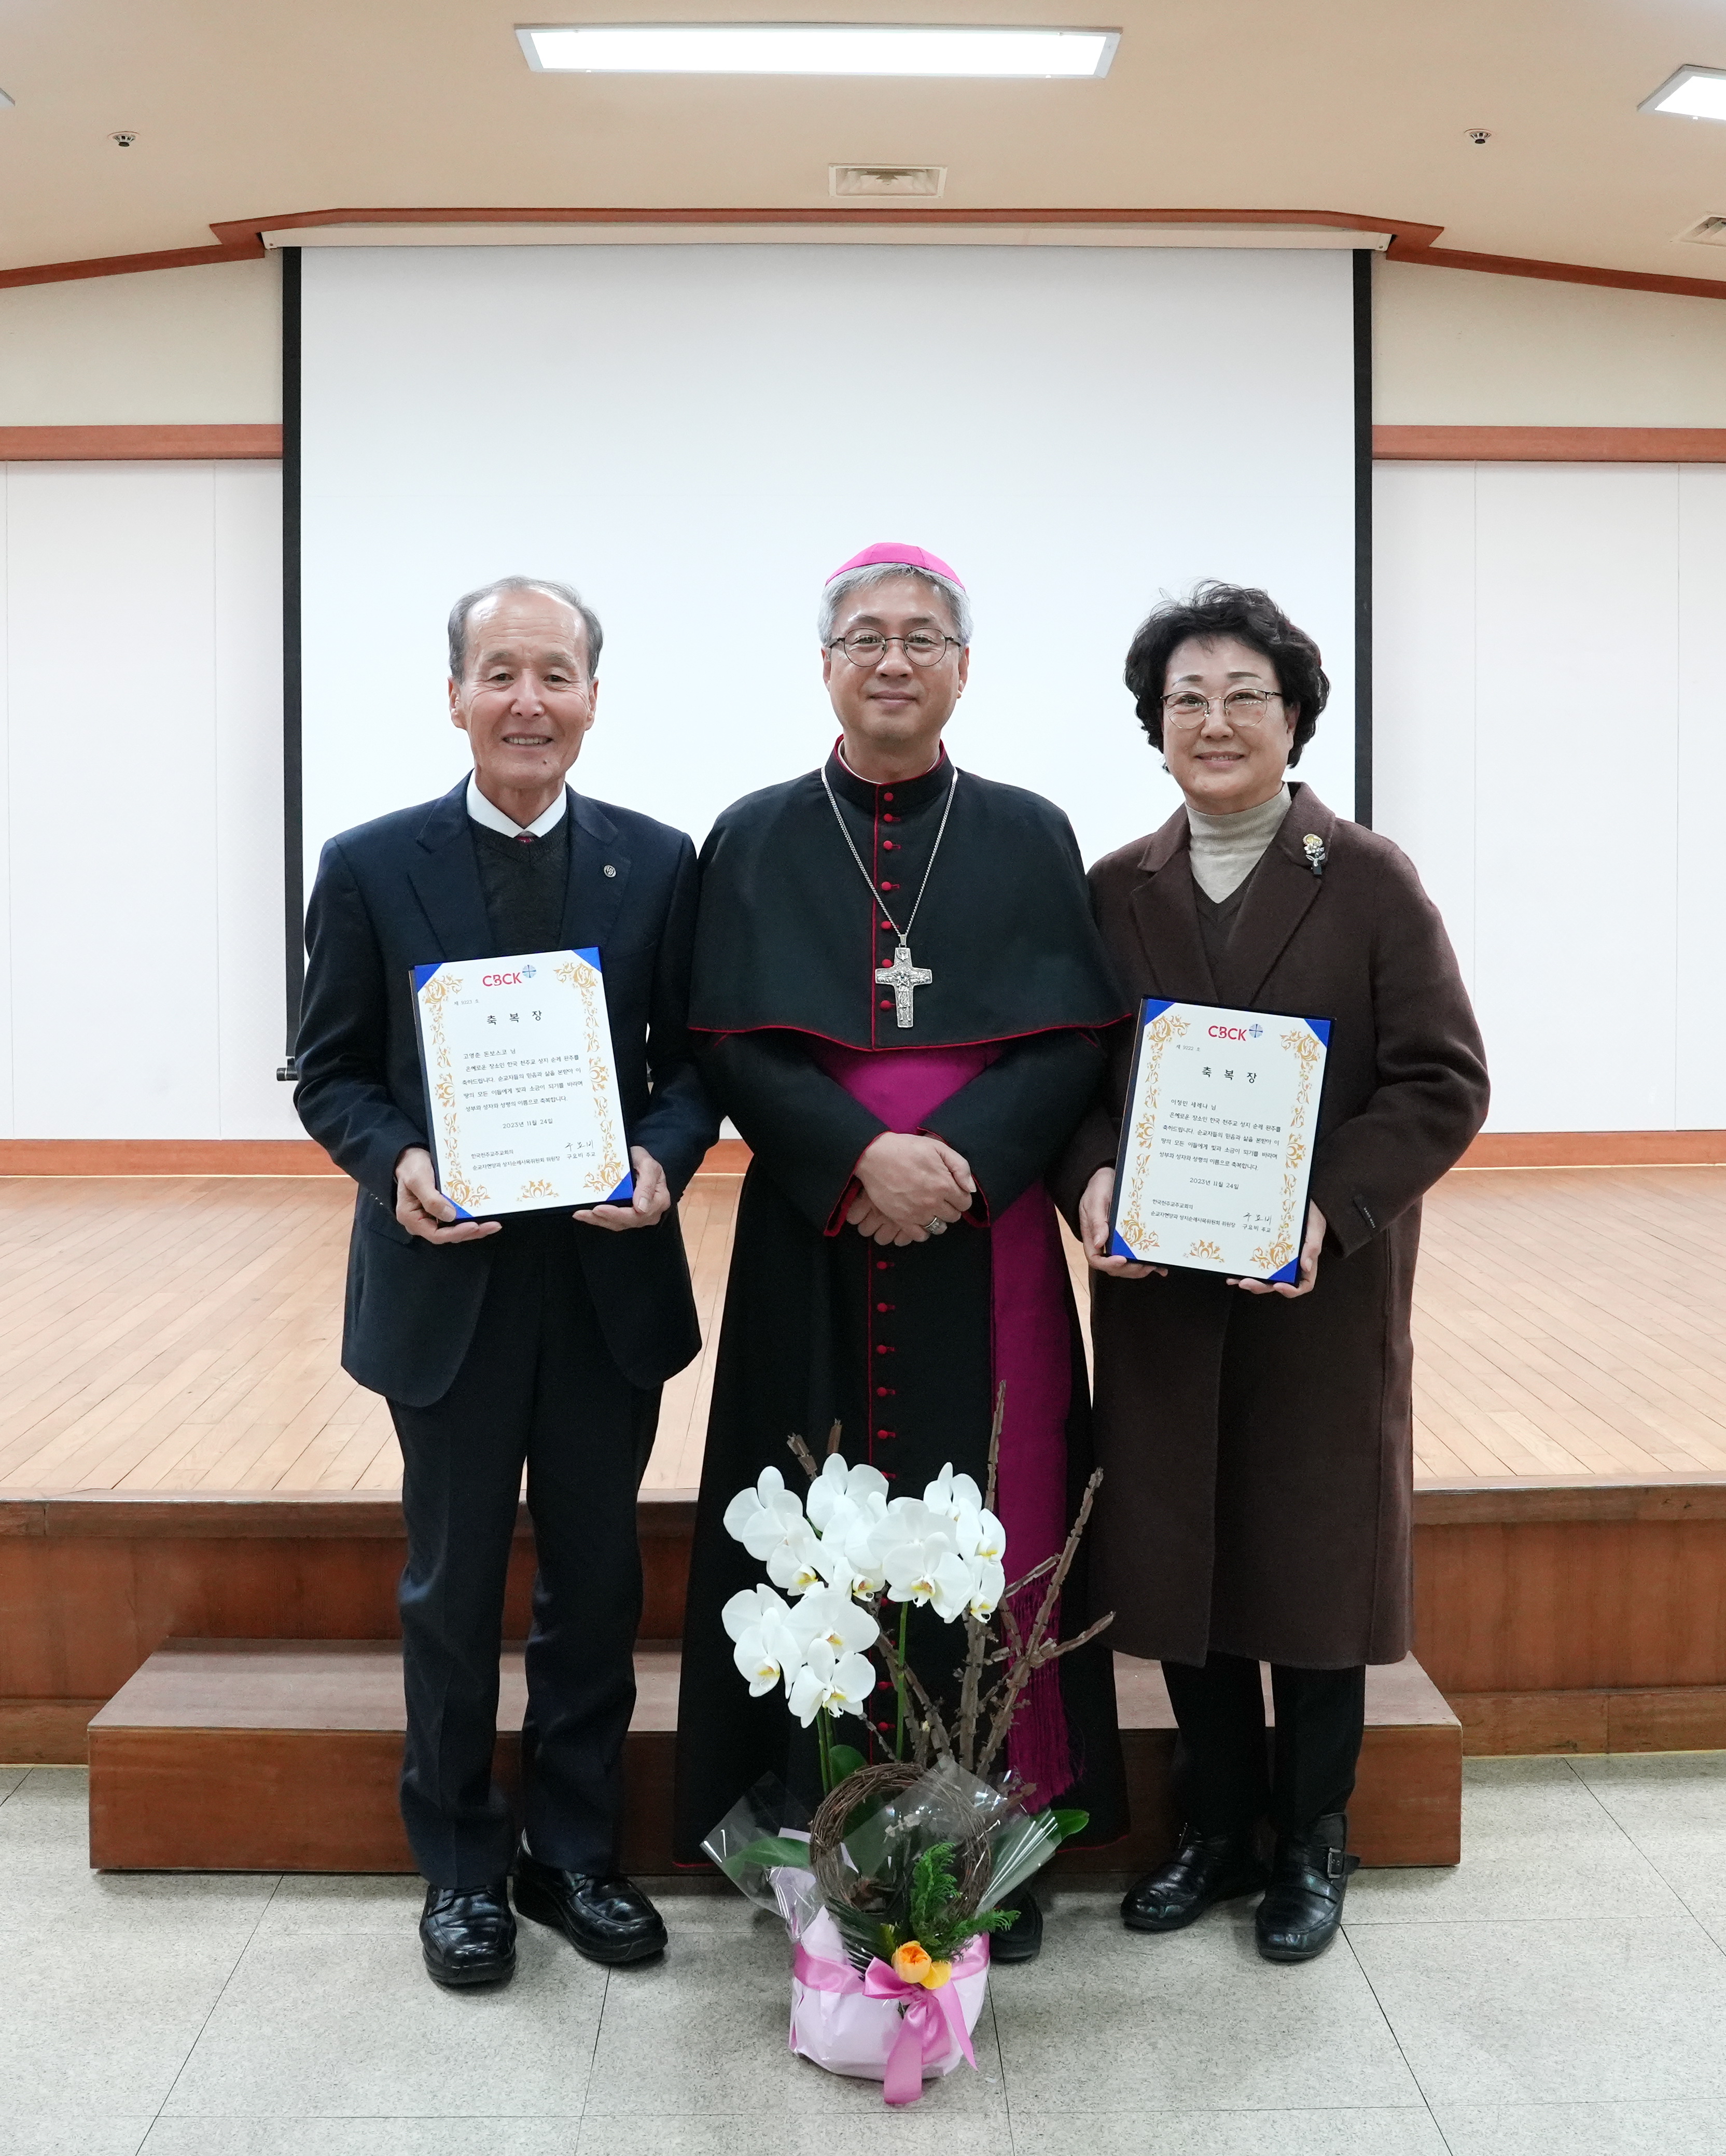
0,259,281,425
3,247,1726,428
1373,260,1726,427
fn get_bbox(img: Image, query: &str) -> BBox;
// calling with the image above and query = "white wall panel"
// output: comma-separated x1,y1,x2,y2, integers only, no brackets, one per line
1472,466,1678,1131
1371,461,1478,992
0,467,11,1138
213,461,298,1139
5,464,222,1136
1676,467,1726,1130
0,461,284,1140
1374,460,1696,1133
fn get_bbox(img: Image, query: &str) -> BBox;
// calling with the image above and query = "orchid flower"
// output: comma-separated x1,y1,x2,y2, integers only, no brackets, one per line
967,1557,1007,1621
805,1454,890,1533
765,1517,826,1595
793,1586,881,1659
924,1463,985,1525
787,1637,877,1726
881,1513,962,1610
720,1585,805,1698
721,1466,806,1562
927,1549,982,1624
969,1508,1007,1564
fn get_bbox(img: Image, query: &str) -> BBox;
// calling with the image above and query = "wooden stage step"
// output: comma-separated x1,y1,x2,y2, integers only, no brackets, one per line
88,1642,1459,1874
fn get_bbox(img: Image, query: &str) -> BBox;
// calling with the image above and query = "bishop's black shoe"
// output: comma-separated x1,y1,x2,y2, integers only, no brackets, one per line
1255,1812,1360,1963
512,1846,669,1966
1121,1828,1268,1934
419,1881,517,1987
987,1887,1043,1965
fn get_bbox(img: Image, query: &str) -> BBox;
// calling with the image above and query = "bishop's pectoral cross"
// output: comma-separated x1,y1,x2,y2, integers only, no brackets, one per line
875,942,932,1029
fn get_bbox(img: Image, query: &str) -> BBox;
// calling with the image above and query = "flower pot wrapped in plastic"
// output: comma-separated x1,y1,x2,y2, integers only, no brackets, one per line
703,1406,1111,2106
708,1756,1082,2105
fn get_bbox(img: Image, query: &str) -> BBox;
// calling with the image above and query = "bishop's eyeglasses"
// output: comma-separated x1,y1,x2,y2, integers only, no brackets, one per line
829,629,962,668
1161,688,1285,731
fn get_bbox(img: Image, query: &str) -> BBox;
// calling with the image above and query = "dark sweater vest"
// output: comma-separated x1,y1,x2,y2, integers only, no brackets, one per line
468,813,572,955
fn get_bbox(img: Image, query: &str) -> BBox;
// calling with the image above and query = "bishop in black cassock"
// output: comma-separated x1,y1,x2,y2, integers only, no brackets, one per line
673,544,1131,1893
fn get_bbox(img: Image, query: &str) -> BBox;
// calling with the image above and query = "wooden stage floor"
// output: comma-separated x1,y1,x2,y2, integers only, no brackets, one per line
2,1166,1722,1499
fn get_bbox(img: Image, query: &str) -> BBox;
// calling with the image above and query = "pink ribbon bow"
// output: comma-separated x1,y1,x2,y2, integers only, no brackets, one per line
792,1936,986,2106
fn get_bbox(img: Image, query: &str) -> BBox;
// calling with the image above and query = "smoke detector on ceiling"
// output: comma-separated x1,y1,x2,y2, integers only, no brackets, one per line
830,164,947,200
1677,214,1726,246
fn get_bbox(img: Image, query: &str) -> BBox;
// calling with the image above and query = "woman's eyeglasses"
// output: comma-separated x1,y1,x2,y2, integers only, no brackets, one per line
1162,689,1285,732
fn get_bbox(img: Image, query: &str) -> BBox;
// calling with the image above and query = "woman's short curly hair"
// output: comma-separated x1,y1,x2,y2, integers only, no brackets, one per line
1123,582,1328,765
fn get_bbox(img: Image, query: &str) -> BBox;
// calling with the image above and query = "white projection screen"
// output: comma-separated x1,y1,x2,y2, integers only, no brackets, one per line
297,241,1361,899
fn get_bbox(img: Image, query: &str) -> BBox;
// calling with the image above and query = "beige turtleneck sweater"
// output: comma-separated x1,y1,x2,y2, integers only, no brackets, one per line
1186,785,1292,903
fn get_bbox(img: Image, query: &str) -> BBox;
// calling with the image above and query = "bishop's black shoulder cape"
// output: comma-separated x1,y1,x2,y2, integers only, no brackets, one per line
690,749,1128,1048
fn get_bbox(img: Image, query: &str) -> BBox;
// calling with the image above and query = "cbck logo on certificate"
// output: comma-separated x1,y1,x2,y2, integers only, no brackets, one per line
1108,998,1331,1284
409,948,633,1219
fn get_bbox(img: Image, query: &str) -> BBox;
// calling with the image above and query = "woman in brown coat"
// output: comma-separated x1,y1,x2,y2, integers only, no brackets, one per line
1057,583,1488,1963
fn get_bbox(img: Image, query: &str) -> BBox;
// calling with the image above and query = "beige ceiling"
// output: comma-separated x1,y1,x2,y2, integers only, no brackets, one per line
2,0,1725,284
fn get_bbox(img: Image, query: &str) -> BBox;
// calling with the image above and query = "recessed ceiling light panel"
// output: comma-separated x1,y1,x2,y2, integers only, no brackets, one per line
517,22,1119,78
1640,65,1726,122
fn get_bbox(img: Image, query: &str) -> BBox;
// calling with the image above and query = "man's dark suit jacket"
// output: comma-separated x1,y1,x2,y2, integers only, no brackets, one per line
295,778,717,1407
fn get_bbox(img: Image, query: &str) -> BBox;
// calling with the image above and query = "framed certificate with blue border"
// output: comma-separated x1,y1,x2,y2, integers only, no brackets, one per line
1107,998,1331,1283
409,947,634,1219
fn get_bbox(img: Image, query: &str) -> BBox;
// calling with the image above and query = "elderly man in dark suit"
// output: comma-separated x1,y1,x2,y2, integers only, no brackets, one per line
295,575,716,1989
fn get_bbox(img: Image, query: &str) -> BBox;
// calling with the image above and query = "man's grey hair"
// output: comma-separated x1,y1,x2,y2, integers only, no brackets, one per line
447,576,604,681
817,562,972,648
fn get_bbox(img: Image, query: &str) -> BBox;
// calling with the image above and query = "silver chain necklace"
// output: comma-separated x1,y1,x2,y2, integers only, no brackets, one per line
819,759,959,1029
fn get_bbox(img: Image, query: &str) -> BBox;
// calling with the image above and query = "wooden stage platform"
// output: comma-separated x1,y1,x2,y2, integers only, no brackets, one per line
1,1164,1722,1497
4,1163,1726,1860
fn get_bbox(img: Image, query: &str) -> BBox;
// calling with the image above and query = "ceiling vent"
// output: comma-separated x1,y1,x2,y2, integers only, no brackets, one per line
830,164,946,200
1677,214,1726,246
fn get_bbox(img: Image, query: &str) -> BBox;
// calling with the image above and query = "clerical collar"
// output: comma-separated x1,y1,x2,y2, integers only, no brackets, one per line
466,772,568,840
826,741,953,816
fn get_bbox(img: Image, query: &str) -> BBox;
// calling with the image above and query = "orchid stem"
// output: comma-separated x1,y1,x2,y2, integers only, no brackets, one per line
895,1601,908,1761
817,1705,833,1793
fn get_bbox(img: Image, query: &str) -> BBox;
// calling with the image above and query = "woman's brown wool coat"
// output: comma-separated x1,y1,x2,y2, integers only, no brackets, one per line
1055,784,1490,1670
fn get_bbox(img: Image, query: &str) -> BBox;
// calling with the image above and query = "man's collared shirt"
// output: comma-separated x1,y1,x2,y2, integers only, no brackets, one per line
465,772,568,841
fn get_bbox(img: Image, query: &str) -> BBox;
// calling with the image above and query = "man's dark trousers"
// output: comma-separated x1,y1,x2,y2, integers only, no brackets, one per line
391,1212,658,1887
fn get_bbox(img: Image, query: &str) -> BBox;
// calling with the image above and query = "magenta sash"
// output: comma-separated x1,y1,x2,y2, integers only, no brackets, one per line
809,1040,1074,1800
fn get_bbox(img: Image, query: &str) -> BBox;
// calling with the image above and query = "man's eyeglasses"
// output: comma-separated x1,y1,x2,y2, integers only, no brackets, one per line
830,631,961,669
1162,689,1285,732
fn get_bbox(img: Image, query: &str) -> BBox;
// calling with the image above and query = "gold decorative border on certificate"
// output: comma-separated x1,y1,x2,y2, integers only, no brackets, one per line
1186,1238,1223,1262
1249,1023,1324,1275
1117,1009,1189,1254
555,957,627,1197
417,970,490,1212
518,1178,555,1201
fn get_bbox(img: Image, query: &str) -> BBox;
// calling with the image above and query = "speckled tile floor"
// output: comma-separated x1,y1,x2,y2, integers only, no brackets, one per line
6,1756,1726,2155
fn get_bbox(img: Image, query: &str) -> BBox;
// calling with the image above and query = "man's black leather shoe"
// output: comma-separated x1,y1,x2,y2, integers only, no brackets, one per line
420,1881,516,1987
987,1887,1042,1965
1255,1812,1360,1963
1121,1829,1268,1934
512,1848,668,1966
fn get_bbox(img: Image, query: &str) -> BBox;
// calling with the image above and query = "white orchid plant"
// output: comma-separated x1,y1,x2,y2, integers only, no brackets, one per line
719,1394,1110,1796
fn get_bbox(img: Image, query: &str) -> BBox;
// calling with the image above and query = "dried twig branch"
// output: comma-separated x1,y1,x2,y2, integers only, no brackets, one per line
1004,1555,1059,1600
984,1382,1005,1516
976,1468,1104,1777
1024,1609,1115,1670
826,1418,845,1457
786,1432,821,1482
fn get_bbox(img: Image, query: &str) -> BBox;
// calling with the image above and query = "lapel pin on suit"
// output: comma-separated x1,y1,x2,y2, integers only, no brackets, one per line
1303,833,1327,878
604,864,617,878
